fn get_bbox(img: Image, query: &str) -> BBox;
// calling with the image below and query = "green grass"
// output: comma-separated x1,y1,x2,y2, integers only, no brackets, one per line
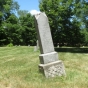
0,46,88,88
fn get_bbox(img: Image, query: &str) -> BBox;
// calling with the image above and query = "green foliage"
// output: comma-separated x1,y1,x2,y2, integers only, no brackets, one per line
17,10,28,17
19,13,37,46
39,0,86,46
0,0,88,46
0,0,20,46
81,29,88,45
7,43,13,47
0,0,36,46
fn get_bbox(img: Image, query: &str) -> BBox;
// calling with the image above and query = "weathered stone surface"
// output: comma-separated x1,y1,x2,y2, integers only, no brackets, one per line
35,12,54,54
39,52,58,64
39,60,66,78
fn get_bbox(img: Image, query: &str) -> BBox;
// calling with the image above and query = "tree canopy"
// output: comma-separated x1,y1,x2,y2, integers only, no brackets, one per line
39,0,87,46
0,0,36,46
0,0,88,46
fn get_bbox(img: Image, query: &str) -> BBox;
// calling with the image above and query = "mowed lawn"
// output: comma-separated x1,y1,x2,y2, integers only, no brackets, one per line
0,46,88,88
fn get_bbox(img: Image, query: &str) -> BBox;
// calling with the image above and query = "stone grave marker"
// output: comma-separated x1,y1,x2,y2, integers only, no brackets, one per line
34,12,66,78
34,40,39,51
36,40,39,50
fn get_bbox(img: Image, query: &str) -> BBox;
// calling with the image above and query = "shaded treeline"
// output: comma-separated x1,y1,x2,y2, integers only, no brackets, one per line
0,0,88,46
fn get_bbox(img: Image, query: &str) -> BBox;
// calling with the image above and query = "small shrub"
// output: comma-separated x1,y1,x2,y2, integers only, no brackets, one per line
7,43,13,47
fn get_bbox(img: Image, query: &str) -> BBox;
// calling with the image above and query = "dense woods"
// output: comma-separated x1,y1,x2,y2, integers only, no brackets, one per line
0,0,88,47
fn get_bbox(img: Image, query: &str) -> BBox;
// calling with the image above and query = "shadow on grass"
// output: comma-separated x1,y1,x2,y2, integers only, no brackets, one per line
55,47,88,53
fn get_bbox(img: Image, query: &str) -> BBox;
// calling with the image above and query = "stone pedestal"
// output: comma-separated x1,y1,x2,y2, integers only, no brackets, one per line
39,60,65,78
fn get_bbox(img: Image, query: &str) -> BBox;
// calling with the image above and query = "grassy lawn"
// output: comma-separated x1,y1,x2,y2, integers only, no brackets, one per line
0,46,88,88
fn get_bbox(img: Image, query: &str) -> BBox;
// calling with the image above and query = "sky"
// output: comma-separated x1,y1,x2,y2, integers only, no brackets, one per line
15,0,40,15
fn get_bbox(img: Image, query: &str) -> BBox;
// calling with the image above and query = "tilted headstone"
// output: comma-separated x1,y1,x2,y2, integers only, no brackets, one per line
36,40,39,50
34,12,66,78
34,40,39,51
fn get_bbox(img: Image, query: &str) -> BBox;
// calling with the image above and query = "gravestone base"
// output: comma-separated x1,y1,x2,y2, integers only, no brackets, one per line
39,60,66,78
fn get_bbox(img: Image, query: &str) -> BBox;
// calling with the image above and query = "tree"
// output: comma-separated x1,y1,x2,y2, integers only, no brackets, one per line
73,0,88,45
39,0,85,46
0,0,19,46
17,10,28,17
3,14,21,45
19,13,37,45
0,0,36,46
0,0,19,21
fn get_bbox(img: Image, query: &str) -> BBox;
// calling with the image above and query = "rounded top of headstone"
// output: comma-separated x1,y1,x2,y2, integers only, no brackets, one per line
35,12,47,19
